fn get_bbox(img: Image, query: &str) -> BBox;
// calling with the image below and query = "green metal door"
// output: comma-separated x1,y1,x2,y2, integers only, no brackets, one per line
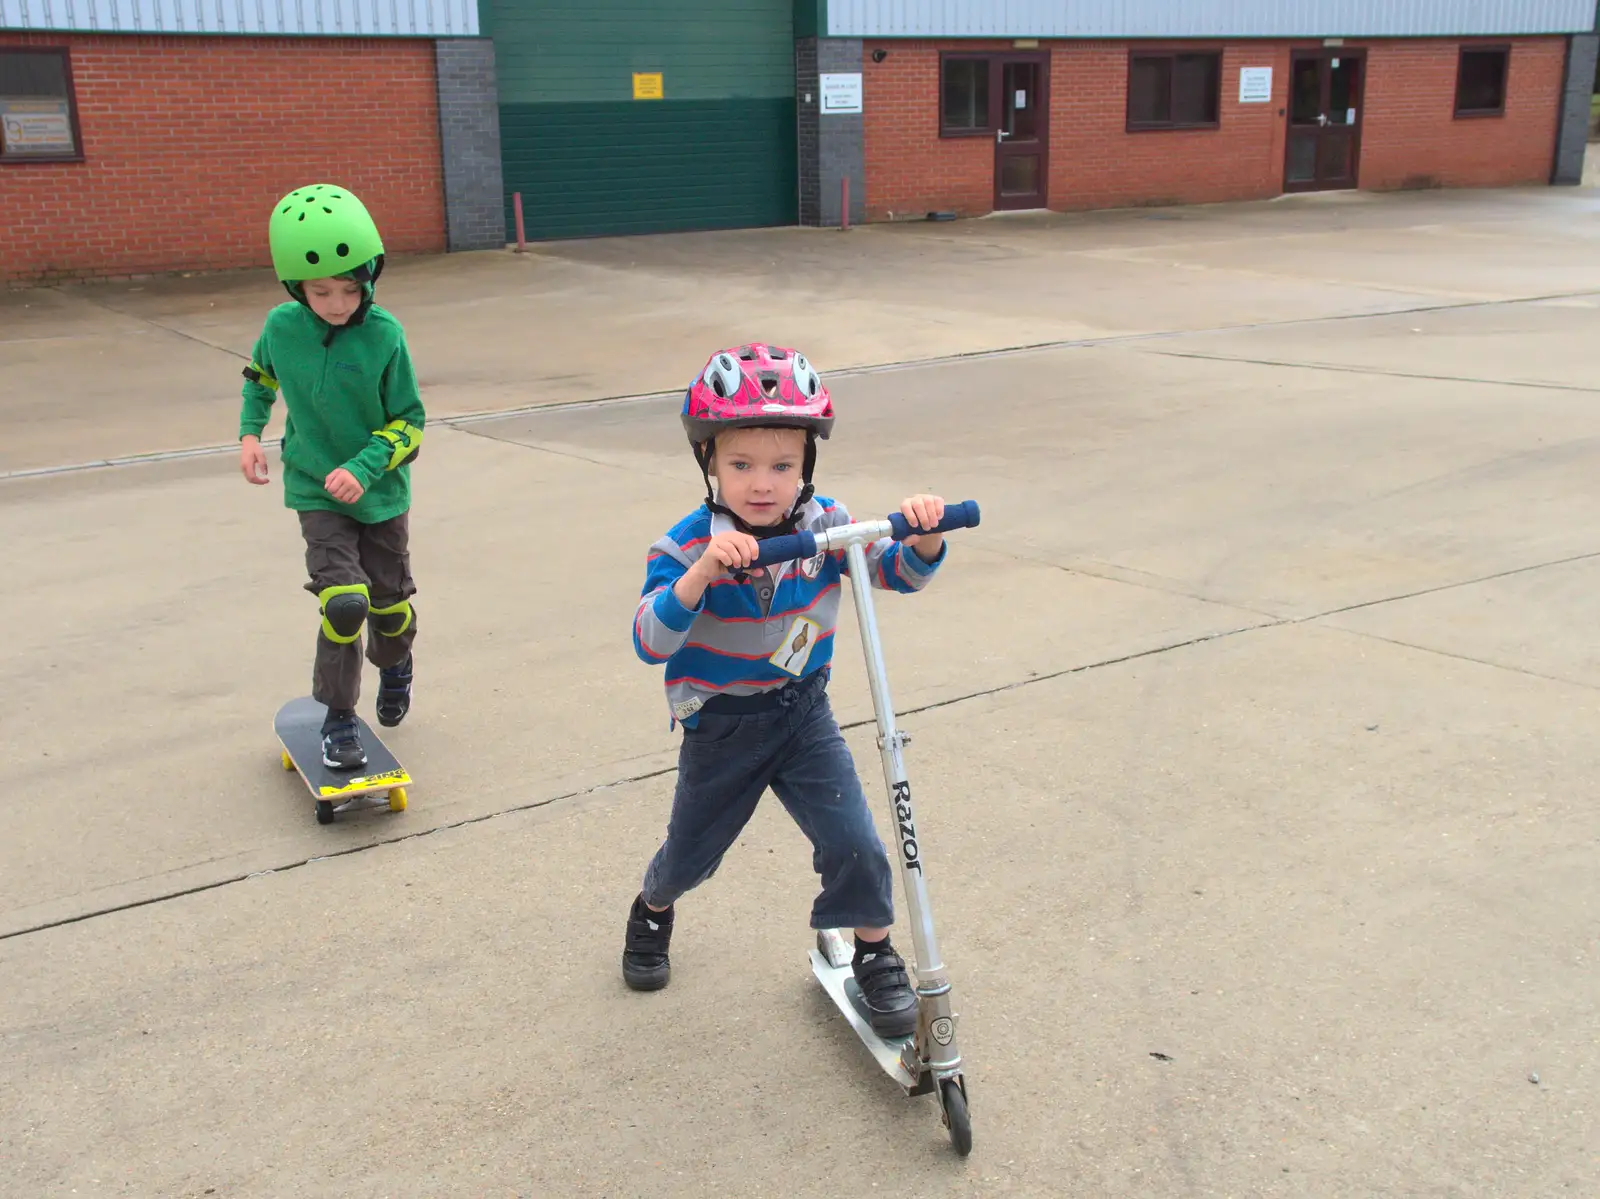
489,0,799,240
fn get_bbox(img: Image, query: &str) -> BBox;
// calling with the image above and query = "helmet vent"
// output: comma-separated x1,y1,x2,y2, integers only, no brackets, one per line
305,250,320,265
336,242,350,258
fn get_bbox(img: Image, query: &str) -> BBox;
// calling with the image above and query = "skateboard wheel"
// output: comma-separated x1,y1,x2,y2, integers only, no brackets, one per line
315,800,335,825
281,749,294,772
388,787,408,812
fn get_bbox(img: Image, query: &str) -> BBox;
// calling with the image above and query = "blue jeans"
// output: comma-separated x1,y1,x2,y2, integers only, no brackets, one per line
641,673,896,930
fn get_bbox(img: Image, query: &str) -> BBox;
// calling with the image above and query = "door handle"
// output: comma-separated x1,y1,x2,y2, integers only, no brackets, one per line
996,130,1009,143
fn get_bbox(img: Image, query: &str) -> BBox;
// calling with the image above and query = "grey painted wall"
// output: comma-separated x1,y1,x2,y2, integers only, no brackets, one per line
1552,33,1599,184
435,37,506,252
796,37,864,228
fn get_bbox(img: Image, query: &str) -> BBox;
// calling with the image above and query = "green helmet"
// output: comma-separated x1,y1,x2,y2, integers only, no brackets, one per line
268,184,385,283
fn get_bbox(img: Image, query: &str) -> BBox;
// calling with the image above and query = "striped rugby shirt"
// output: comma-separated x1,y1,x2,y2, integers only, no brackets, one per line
633,496,946,725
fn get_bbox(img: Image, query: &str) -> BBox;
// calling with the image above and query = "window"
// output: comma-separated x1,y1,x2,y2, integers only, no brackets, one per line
1455,46,1509,117
941,55,991,135
0,48,82,162
1127,52,1221,131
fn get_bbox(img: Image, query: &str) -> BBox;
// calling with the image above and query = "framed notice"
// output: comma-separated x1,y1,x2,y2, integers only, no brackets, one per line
632,72,663,100
820,72,863,115
1238,67,1273,103
0,97,76,155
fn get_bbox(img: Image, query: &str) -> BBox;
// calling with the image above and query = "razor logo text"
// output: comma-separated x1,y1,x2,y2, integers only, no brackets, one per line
893,780,922,874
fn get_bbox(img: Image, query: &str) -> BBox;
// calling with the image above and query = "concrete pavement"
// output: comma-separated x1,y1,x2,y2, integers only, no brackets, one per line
5,185,1598,475
3,186,1599,1195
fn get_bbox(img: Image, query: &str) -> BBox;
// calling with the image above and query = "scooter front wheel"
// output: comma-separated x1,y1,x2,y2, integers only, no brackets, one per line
940,1077,972,1156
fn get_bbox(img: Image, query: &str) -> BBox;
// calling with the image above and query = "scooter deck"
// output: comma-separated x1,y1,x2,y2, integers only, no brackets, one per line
809,938,921,1093
274,696,410,804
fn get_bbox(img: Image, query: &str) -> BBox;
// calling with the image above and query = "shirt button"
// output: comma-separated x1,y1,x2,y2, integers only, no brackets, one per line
759,587,773,601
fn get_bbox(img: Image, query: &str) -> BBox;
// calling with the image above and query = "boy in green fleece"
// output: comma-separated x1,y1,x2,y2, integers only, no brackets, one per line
237,184,425,770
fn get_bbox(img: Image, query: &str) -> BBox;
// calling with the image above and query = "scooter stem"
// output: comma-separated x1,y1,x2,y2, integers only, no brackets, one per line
844,541,956,1074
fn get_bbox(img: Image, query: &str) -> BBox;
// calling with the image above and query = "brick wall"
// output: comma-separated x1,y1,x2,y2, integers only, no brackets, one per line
862,36,1569,221
816,37,866,226
1553,34,1599,185
1360,38,1566,190
864,41,995,219
0,33,446,285
1050,42,1287,211
797,37,822,225
434,37,505,251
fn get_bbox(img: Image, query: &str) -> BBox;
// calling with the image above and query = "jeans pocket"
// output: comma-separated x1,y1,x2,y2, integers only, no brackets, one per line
682,711,745,747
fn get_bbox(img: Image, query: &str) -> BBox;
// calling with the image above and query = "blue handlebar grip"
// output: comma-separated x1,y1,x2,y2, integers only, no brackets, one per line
751,530,819,569
887,499,981,541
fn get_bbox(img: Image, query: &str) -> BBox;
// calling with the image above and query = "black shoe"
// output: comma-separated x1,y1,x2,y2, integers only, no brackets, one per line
376,655,412,728
853,940,918,1040
623,894,673,992
320,709,367,770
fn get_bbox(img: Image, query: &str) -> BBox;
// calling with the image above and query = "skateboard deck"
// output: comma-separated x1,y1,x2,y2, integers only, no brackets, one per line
274,696,410,824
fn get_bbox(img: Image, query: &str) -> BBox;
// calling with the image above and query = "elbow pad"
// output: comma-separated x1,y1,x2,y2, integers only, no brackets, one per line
374,419,423,470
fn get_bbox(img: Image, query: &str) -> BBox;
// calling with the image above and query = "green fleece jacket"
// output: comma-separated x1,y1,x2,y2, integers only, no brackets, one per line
238,302,425,525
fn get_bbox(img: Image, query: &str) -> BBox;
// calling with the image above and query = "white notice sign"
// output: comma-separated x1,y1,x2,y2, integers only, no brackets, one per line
1238,67,1273,103
820,72,863,115
0,98,74,154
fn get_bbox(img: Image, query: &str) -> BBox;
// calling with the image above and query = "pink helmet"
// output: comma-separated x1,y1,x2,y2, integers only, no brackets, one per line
681,343,834,535
681,343,834,445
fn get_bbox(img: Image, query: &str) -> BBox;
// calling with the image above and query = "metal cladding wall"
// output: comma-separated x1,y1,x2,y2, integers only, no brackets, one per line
490,0,798,240
826,0,1596,38
0,0,477,36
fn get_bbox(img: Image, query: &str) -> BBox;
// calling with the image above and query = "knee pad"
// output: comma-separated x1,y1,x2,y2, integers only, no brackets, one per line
368,597,413,638
318,583,370,644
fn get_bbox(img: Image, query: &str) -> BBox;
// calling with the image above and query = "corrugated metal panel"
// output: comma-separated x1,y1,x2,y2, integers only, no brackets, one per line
494,0,798,240
0,0,477,35
492,0,794,103
828,0,1596,39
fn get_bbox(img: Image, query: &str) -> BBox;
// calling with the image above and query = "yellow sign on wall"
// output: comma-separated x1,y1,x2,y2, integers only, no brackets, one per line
632,72,664,100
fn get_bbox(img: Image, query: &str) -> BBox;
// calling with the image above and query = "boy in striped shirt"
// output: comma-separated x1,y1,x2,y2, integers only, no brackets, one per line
623,343,949,1040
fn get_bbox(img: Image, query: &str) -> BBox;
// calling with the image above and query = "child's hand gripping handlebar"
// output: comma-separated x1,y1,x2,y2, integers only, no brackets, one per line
750,500,981,570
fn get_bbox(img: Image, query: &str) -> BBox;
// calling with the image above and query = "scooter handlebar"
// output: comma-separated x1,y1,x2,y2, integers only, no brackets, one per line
748,500,981,570
887,499,981,541
751,531,820,570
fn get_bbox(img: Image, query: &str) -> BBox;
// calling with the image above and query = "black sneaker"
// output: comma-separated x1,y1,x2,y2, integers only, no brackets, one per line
376,655,413,728
853,941,918,1039
622,894,673,991
320,709,368,770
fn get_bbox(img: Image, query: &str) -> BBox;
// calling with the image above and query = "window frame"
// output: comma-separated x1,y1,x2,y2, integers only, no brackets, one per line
939,51,998,138
0,46,86,165
1453,44,1511,119
1125,48,1224,133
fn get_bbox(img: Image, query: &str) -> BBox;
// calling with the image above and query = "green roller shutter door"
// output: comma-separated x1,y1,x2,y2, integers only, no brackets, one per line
490,1,798,240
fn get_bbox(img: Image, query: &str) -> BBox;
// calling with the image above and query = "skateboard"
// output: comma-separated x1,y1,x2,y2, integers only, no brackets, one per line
274,696,411,825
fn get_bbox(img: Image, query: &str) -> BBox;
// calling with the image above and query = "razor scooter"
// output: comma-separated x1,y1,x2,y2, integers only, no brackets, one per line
752,499,981,1156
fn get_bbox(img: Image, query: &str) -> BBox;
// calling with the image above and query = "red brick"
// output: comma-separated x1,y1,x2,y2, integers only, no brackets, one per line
0,32,445,284
861,36,1565,220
